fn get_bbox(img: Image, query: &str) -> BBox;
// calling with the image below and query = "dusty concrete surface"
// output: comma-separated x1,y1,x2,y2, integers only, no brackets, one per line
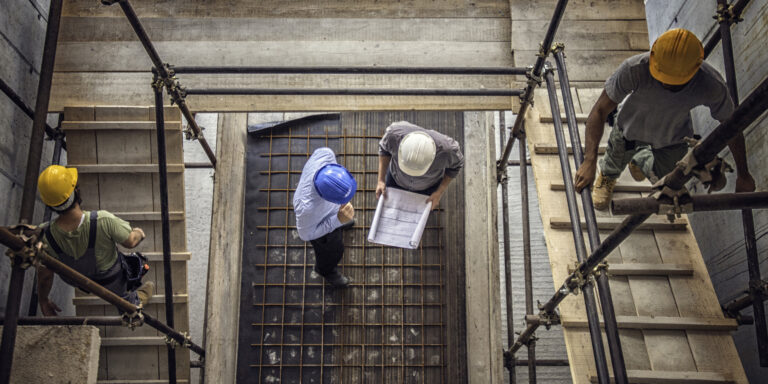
0,325,100,384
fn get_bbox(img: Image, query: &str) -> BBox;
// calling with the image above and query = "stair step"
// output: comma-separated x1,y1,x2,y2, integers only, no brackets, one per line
71,164,184,173
98,381,190,384
549,216,687,231
568,263,694,276
62,121,181,131
142,252,192,261
112,211,185,221
73,294,188,306
540,113,589,123
562,315,737,331
589,370,733,383
550,182,651,193
534,143,606,155
100,336,165,347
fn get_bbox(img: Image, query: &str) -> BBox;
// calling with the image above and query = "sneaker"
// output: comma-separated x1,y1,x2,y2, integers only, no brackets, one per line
592,171,617,211
628,161,646,182
136,281,155,308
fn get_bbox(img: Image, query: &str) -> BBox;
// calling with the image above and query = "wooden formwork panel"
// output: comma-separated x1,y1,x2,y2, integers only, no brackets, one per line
525,88,748,383
62,106,190,382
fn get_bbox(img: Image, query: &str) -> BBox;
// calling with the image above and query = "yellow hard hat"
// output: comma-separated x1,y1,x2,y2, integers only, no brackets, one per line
38,165,78,207
649,28,704,85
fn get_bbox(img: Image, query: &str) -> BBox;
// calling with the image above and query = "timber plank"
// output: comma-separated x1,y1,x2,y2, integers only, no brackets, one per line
560,315,738,331
534,143,606,154
112,211,185,221
550,182,650,193
588,370,734,383
567,263,694,276
511,20,649,50
540,114,589,123
512,50,643,82
62,121,182,130
549,216,688,231
71,164,185,173
73,294,189,306
509,0,646,20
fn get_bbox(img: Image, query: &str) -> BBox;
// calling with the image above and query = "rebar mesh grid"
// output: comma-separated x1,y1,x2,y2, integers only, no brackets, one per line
237,112,466,383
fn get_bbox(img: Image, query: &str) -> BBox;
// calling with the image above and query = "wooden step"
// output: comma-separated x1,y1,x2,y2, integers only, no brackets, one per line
72,164,185,173
101,336,166,347
142,252,192,261
73,294,188,306
568,263,694,276
550,182,651,193
540,113,589,123
534,143,606,155
62,121,182,131
549,216,687,231
589,369,733,383
112,211,185,221
99,381,189,384
562,315,737,331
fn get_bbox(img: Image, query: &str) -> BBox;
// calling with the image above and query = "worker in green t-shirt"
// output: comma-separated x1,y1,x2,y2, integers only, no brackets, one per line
36,165,154,316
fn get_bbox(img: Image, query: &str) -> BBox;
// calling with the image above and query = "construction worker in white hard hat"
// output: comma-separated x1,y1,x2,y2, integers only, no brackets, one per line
376,121,464,210
36,165,155,316
574,28,755,209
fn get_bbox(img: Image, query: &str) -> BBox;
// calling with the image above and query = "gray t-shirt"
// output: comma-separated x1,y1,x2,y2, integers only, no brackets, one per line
379,121,464,191
605,52,733,148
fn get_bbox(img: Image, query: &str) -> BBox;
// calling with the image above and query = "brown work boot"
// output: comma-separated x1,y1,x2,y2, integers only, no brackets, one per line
592,171,617,211
628,161,646,182
136,281,155,308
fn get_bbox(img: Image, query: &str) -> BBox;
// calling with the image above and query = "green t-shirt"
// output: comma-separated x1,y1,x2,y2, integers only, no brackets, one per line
42,210,132,272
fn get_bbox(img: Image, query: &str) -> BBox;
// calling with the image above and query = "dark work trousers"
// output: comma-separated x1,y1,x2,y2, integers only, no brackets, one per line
385,171,441,196
310,226,344,276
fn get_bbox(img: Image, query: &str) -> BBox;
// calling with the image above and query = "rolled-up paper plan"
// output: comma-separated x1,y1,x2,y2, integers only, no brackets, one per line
408,201,432,249
367,195,386,243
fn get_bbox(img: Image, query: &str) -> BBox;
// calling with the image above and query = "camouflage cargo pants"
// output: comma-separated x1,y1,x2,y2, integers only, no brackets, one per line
599,124,688,183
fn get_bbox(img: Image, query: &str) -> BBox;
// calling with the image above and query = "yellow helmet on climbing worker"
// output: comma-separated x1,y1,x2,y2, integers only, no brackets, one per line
398,131,437,177
649,28,704,85
38,165,79,211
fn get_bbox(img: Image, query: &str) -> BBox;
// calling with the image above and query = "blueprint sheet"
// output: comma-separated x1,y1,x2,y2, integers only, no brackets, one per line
367,187,432,249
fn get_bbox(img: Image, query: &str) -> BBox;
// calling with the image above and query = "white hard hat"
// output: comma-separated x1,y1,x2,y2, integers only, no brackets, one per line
398,131,437,176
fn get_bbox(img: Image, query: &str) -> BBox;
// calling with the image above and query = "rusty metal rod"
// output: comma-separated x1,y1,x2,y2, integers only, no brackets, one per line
611,191,768,215
499,112,516,384
185,88,524,96
1,1,63,381
553,49,627,384
172,65,528,75
111,0,216,166
0,226,205,357
516,126,537,384
703,0,751,58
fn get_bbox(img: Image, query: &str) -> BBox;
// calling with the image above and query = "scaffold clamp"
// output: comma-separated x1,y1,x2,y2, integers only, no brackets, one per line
566,261,594,295
121,308,145,330
650,185,693,222
3,224,43,269
165,331,193,349
714,2,743,24
551,42,565,55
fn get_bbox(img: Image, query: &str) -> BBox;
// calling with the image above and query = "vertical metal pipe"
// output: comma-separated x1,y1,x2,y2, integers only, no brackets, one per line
553,49,628,383
154,75,177,383
499,112,517,384
0,1,63,381
716,0,768,366
543,67,611,384
518,126,536,383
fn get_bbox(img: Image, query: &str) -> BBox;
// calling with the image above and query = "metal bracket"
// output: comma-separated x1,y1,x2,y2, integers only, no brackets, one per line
3,224,43,269
535,42,551,58
714,2,743,24
496,161,508,184
184,125,205,141
551,42,565,55
566,261,596,295
668,138,732,193
650,185,693,222
593,262,610,278
532,306,561,330
164,331,193,350
121,308,145,330
503,349,516,370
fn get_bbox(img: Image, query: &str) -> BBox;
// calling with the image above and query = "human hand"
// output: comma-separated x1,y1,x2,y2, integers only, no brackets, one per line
337,203,355,223
735,172,756,193
574,159,597,192
426,191,443,211
40,299,62,317
375,181,387,199
133,227,146,240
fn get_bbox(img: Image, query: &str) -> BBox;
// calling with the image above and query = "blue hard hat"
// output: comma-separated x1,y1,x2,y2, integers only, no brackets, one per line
313,164,357,204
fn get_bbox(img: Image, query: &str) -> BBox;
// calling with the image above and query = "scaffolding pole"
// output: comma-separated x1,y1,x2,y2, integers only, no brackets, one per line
703,0,751,58
517,124,537,384
0,226,205,357
0,1,63,382
611,191,768,215
184,88,524,96
106,0,216,167
172,65,528,75
498,0,569,178
499,112,517,384
153,73,178,383
715,0,768,366
552,48,628,383
0,78,62,148
509,68,768,364
543,67,610,384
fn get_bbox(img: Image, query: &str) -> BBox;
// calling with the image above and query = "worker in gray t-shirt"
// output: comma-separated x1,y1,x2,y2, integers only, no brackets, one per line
574,28,755,210
376,121,464,210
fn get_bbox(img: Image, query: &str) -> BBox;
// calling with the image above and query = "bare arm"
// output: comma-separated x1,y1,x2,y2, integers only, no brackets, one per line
425,175,454,210
376,154,392,199
38,267,61,316
574,89,618,192
121,228,146,249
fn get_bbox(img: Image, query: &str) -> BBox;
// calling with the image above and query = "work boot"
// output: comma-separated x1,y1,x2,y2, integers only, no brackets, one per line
592,171,617,211
136,281,155,308
628,161,646,182
314,266,350,288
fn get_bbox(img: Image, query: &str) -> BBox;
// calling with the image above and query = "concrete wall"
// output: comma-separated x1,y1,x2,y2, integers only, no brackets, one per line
645,1,768,381
0,0,74,318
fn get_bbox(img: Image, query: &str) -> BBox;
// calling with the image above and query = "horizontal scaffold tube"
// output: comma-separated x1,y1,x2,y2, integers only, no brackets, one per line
0,226,205,357
611,191,768,215
184,88,524,96
172,66,528,75
0,316,124,326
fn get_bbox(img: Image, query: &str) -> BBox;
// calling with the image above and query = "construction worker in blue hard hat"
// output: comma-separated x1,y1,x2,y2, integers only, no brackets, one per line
376,121,464,210
293,147,357,287
574,28,755,209
36,165,155,315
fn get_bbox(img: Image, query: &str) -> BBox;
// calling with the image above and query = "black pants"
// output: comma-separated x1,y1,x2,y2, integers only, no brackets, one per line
385,171,440,196
310,226,344,276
